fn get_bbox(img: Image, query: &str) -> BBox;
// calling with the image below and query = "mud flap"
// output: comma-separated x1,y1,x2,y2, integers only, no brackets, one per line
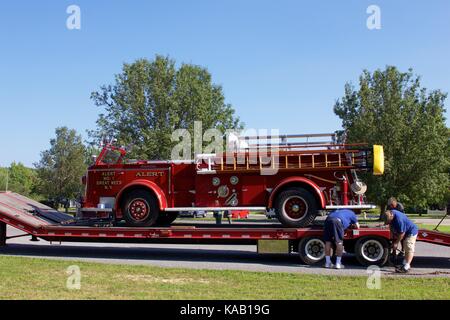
0,222,6,246
257,240,289,254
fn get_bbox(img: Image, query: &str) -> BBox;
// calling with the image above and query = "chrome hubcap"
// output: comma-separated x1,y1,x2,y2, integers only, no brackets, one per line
283,196,308,221
361,240,384,262
305,239,325,261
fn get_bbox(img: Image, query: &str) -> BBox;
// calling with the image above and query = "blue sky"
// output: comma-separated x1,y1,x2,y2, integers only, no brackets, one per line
0,0,449,167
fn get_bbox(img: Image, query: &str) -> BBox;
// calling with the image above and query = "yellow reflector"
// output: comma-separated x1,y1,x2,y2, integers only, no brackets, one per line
373,145,384,175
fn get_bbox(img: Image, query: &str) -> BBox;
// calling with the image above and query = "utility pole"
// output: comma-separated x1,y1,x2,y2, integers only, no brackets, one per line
5,169,9,192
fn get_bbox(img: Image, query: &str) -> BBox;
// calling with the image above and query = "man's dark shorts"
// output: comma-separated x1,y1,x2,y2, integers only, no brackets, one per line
323,217,344,243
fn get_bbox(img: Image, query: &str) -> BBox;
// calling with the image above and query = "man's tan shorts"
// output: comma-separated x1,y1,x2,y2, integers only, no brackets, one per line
404,235,417,254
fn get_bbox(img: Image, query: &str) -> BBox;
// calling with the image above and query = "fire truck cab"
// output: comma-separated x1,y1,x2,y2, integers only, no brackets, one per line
80,133,384,228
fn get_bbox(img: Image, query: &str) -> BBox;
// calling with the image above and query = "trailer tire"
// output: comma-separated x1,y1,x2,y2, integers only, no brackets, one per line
156,212,178,226
275,187,317,227
355,237,389,266
122,189,159,227
298,236,326,265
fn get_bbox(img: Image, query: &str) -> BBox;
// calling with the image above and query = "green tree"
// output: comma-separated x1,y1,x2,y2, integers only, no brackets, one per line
334,66,449,210
35,127,87,210
8,162,37,197
0,167,7,191
446,128,450,206
90,55,243,160
0,163,38,197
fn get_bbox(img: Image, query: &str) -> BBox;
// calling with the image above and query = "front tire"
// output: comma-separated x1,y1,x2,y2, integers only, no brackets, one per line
122,189,159,227
355,237,389,266
275,187,318,227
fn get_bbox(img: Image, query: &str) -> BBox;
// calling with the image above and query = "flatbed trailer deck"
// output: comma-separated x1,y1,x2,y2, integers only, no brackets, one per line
0,192,449,266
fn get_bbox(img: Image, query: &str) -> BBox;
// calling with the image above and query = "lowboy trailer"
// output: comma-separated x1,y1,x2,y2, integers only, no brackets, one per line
1,192,449,267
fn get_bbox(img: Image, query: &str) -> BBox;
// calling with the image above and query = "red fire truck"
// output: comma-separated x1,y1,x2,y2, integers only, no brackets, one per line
80,133,385,228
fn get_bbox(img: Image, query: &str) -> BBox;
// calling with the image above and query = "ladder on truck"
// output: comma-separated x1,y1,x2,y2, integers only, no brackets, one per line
196,133,370,173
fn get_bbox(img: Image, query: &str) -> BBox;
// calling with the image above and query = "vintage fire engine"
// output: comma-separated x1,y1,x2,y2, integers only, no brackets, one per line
80,133,385,228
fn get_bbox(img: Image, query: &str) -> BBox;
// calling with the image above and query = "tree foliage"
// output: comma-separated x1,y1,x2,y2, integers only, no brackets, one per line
35,127,87,208
334,66,449,209
89,55,243,160
0,163,37,197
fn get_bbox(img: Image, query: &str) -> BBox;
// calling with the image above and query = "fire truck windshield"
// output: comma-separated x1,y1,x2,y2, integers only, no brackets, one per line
95,144,127,165
101,149,122,164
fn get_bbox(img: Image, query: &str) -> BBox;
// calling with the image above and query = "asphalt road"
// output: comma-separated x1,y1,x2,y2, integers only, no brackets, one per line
1,225,449,277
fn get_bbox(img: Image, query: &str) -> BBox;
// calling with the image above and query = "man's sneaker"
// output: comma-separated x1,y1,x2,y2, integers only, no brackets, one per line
395,266,409,274
335,264,345,269
324,263,334,269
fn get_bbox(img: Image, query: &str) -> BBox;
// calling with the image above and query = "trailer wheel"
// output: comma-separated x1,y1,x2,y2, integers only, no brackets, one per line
355,237,389,266
298,236,326,265
156,212,178,226
122,189,159,227
275,187,317,227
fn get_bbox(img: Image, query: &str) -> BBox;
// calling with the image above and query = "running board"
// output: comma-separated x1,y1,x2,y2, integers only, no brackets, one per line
325,205,377,210
165,205,376,212
164,207,266,212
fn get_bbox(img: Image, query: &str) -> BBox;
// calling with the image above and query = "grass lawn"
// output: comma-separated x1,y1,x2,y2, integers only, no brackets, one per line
417,224,450,233
408,214,448,219
0,256,449,300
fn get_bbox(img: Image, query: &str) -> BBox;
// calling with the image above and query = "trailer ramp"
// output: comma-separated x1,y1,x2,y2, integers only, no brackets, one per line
417,229,450,247
0,192,74,234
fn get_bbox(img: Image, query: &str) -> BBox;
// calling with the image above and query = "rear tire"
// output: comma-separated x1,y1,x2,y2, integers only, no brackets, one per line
298,236,326,265
355,237,389,266
122,189,159,227
275,187,318,227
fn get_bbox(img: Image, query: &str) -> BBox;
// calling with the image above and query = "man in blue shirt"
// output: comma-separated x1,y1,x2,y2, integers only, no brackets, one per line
387,197,405,212
323,209,359,269
385,197,406,255
382,210,418,273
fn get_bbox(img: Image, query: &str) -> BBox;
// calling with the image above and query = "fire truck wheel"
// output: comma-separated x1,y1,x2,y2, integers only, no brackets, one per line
298,236,326,265
275,187,317,227
354,237,389,266
156,212,178,226
122,189,159,227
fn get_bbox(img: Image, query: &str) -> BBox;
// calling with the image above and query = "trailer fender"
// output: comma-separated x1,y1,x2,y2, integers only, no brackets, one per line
268,177,326,209
116,180,168,214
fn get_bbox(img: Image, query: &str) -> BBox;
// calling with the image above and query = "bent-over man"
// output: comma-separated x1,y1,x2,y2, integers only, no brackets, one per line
323,209,359,269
